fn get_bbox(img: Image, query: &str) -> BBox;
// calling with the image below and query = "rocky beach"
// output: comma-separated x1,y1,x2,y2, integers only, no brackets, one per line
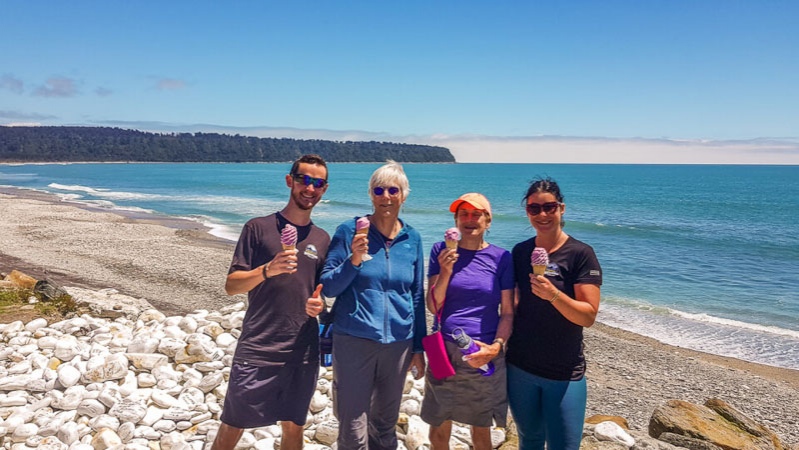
1,190,798,449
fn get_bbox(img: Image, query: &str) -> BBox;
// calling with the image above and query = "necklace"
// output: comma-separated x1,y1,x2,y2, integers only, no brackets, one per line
539,230,567,253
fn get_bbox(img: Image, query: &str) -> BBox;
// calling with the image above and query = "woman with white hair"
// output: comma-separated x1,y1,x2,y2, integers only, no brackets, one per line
321,161,426,450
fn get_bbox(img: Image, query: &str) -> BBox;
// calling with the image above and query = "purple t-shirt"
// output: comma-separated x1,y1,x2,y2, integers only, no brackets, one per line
428,241,514,344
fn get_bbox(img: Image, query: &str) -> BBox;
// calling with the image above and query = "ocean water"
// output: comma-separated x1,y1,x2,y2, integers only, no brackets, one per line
2,162,798,370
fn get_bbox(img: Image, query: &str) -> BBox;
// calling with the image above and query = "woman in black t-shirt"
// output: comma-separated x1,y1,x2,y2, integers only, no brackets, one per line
506,177,603,450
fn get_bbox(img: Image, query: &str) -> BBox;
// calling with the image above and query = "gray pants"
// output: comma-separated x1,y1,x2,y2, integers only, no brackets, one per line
332,333,413,450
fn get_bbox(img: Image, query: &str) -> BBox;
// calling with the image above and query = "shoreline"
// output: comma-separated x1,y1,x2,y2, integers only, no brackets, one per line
1,187,797,442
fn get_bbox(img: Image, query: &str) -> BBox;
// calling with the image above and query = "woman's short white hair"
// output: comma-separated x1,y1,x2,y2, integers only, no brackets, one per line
369,160,410,199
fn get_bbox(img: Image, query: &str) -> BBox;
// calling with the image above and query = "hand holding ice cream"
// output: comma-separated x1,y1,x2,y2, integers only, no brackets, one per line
351,216,371,264
436,227,461,273
262,224,299,279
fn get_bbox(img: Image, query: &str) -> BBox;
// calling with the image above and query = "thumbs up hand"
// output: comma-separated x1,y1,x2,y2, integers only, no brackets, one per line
306,284,325,317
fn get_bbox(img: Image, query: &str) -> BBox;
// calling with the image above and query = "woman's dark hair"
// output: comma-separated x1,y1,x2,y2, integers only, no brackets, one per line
522,177,564,205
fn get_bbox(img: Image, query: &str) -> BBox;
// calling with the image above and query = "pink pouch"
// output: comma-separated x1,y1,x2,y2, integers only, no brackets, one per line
423,330,455,379
423,285,456,380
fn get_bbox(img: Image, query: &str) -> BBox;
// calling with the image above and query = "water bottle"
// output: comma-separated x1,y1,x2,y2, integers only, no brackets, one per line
319,322,333,367
451,328,494,376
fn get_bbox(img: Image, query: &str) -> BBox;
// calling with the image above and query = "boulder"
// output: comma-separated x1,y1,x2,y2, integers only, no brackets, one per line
34,279,69,301
586,415,630,430
594,421,635,447
649,398,788,450
6,270,38,289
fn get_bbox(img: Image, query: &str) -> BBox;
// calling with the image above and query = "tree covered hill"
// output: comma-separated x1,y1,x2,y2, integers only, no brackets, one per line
0,126,455,163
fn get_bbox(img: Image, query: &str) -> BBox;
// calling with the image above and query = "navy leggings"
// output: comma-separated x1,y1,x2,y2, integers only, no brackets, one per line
507,364,587,450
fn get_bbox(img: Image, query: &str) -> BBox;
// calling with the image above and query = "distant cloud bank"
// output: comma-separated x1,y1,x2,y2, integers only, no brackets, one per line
417,135,799,165
134,123,798,165
0,110,57,122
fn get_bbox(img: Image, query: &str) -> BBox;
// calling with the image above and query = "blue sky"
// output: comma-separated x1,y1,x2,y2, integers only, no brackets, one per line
2,2,798,163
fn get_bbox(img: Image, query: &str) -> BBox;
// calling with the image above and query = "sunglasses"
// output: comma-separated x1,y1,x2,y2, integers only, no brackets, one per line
292,173,328,188
526,202,561,215
372,186,400,196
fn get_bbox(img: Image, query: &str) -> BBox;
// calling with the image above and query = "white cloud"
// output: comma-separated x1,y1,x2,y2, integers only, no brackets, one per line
33,77,79,97
0,74,24,94
154,78,187,91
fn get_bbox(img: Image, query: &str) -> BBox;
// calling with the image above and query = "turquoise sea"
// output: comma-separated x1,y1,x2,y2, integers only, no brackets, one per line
1,163,798,370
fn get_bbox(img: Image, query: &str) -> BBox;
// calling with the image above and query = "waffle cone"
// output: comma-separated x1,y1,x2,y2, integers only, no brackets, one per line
282,244,296,251
445,239,458,250
532,264,546,276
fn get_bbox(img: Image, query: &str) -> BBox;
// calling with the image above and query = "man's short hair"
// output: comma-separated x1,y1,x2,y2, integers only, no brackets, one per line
290,154,328,178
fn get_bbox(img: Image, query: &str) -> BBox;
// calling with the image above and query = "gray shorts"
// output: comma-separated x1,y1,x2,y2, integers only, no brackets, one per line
420,340,508,428
220,360,318,428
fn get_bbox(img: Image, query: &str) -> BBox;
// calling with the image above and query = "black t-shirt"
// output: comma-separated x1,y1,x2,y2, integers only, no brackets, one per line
506,236,602,381
228,212,330,365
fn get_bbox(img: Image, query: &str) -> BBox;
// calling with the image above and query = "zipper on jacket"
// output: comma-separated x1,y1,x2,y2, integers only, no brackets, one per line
383,239,391,341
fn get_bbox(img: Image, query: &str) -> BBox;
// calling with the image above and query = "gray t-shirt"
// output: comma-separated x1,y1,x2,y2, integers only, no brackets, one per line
229,212,330,365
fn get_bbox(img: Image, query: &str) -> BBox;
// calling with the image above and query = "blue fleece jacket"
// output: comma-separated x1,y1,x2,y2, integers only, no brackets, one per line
321,217,426,352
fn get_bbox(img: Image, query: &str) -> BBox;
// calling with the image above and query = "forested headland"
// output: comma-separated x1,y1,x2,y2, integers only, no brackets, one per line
0,126,455,163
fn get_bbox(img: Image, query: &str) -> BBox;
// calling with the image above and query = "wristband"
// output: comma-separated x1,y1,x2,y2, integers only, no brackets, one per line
262,263,270,280
492,337,506,353
549,291,560,303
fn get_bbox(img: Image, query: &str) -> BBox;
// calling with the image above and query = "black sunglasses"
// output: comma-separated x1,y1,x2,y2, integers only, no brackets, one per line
372,186,400,196
526,202,561,215
292,173,327,188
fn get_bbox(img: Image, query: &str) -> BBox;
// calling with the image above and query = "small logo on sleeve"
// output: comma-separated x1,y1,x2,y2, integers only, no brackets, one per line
590,270,601,276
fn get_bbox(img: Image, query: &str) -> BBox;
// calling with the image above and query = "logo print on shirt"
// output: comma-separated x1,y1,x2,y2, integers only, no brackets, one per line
545,264,560,277
304,244,319,260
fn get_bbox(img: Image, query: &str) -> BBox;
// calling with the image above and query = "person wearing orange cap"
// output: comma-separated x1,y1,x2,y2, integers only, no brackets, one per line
421,192,514,450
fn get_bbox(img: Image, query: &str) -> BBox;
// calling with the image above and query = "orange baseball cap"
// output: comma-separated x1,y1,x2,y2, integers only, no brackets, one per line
449,193,492,217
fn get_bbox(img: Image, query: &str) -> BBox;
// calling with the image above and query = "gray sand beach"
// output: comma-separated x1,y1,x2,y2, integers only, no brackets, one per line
1,190,797,444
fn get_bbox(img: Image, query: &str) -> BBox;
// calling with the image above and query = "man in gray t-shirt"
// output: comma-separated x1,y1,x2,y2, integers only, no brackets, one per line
211,155,331,450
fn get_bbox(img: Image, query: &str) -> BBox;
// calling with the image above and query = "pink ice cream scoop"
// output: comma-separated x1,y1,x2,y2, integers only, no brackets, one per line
444,227,461,249
531,247,549,275
281,224,298,249
356,216,371,234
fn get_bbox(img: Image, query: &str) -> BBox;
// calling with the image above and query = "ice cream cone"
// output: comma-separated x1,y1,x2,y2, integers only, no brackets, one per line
531,247,549,276
444,227,461,250
355,217,372,261
280,224,298,251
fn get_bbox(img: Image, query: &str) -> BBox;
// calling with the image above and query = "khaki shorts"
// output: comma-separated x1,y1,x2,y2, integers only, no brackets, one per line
420,340,508,427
